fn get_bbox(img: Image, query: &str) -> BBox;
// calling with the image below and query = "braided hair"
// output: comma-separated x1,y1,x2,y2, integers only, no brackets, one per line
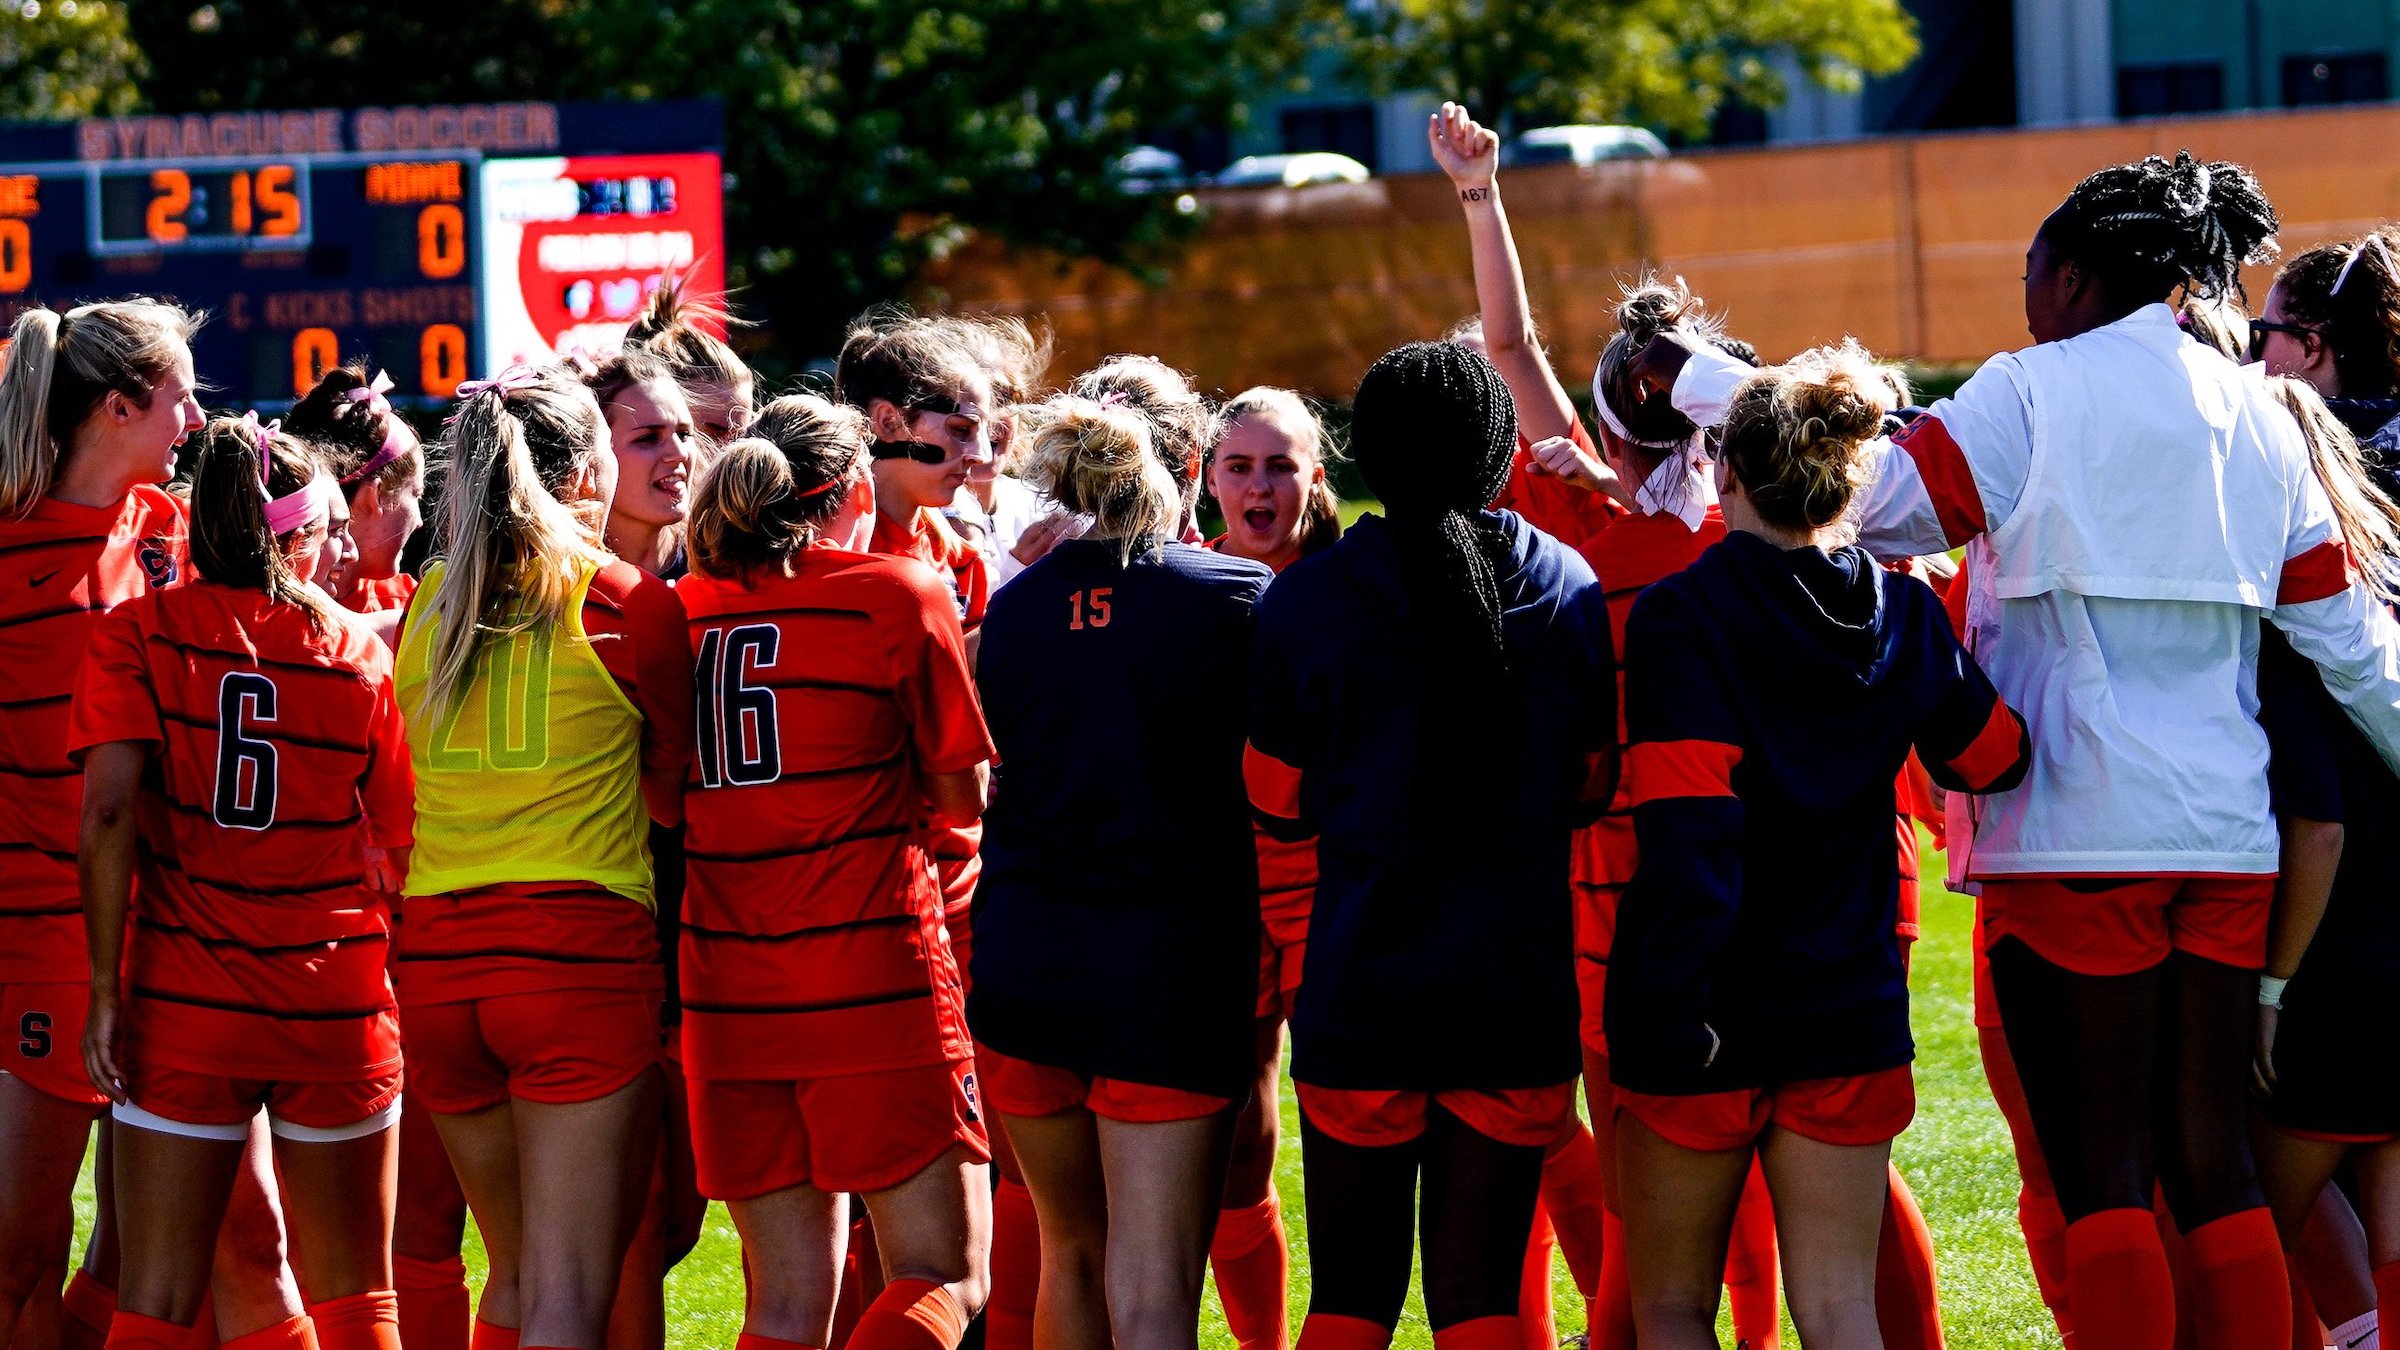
2043,150,2279,305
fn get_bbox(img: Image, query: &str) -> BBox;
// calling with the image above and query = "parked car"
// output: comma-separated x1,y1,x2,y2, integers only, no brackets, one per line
1213,152,1373,188
1504,125,1669,168
1114,145,1191,194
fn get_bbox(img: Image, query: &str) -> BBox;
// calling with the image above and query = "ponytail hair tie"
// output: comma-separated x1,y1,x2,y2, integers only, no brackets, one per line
453,365,546,401
1098,390,1130,408
2333,232,2391,297
338,370,411,485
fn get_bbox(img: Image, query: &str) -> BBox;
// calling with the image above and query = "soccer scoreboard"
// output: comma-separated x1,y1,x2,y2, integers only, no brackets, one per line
0,99,724,408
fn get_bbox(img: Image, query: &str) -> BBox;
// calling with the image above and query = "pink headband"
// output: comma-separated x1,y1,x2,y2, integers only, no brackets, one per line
338,370,410,486
242,411,337,536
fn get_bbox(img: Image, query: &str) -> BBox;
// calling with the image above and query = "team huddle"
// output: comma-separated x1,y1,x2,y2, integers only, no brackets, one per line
2,101,2399,1350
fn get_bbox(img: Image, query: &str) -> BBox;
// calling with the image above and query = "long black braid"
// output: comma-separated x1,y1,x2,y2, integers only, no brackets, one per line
2045,150,2280,304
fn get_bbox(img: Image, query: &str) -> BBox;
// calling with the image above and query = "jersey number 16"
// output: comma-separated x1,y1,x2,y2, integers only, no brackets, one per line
695,623,781,788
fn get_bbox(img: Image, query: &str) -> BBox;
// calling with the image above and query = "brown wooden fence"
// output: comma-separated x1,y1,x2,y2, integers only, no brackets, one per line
914,103,2400,399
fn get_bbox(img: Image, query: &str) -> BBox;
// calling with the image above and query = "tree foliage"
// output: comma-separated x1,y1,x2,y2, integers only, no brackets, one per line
0,1,145,119
1327,0,1920,138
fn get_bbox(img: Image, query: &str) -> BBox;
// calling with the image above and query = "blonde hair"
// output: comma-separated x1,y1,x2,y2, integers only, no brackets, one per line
417,367,610,728
690,395,871,578
2178,296,2252,363
1209,387,1344,555
1067,355,1212,488
1720,340,1910,531
1025,397,1180,564
2269,374,2400,601
0,299,200,517
626,273,753,401
187,416,333,627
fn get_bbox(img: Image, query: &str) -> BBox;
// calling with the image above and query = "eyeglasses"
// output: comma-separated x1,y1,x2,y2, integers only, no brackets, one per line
2247,319,2323,362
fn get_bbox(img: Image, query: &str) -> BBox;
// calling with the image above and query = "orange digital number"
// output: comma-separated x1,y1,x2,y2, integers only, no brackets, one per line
255,165,300,237
421,324,467,398
291,328,338,400
147,169,190,244
417,204,465,279
230,170,253,235
0,220,28,293
1065,587,1113,630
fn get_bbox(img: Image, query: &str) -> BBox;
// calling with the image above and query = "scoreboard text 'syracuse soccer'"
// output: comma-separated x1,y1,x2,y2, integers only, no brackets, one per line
0,100,724,408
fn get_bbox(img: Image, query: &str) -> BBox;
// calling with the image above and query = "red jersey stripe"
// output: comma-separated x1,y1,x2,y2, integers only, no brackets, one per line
1626,739,1743,805
2277,537,2356,607
1244,742,1303,823
1944,699,2029,793
1892,414,1987,548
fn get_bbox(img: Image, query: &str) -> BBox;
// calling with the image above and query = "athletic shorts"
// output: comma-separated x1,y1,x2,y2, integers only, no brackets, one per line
401,986,660,1114
0,981,105,1109
1972,900,2002,1030
1573,880,1622,1056
1295,1080,1578,1149
1615,1065,1915,1153
974,1044,1232,1124
689,1059,989,1201
1981,875,2273,977
2258,985,2400,1142
1255,907,1308,1022
117,1058,402,1142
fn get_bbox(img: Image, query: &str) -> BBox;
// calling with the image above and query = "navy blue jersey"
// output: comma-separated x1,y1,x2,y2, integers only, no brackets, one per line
1605,532,2029,1096
1248,511,1616,1091
969,538,1273,1097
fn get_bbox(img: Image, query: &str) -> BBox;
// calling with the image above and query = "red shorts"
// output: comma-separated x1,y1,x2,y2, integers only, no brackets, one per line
1255,908,1308,1022
1616,1065,1916,1153
401,986,660,1114
974,1044,1232,1124
1981,875,2274,977
1296,1080,1578,1149
120,1058,402,1141
689,1059,989,1201
1971,899,2001,1029
0,981,104,1110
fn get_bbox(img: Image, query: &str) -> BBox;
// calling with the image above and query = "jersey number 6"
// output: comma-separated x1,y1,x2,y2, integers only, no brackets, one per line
213,672,279,830
695,623,781,788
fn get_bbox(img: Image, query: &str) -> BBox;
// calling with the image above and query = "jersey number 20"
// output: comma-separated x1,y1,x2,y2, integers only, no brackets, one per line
695,624,781,788
213,672,279,830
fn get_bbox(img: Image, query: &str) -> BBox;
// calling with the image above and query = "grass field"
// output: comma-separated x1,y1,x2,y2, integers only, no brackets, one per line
69,844,2054,1349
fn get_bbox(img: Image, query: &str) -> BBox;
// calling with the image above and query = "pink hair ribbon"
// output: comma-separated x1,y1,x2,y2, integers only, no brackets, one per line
338,370,411,486
2334,233,2391,296
453,365,547,400
243,410,337,536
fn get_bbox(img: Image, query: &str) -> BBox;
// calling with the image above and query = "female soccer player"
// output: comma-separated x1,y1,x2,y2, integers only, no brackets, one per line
2254,228,2400,449
584,350,699,581
1604,345,2030,1350
0,298,204,1348
1200,387,1343,1350
392,365,694,1350
1067,356,1214,543
72,414,415,1350
677,394,994,1350
626,275,756,448
1649,151,2400,1348
972,396,1273,1350
940,315,1050,584
286,365,426,615
1248,342,1614,1350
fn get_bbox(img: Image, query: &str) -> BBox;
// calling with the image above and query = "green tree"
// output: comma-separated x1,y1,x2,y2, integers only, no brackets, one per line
0,0,146,119
1327,0,1919,138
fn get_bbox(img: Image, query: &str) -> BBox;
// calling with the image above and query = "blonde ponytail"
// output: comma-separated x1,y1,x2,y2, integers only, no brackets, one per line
0,298,198,517
2269,374,2400,602
690,394,870,578
1721,340,1909,532
1025,397,1178,564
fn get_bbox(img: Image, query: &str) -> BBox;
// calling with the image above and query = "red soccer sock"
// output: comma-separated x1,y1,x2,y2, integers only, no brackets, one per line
392,1254,470,1350
984,1178,1040,1350
105,1313,194,1350
219,1315,317,1350
1875,1168,1944,1350
2184,1208,2290,1350
828,1242,865,1350
2287,1253,2321,1350
1432,1316,1522,1350
2017,1186,2072,1336
2064,1208,2175,1350
1539,1125,1607,1299
734,1337,822,1350
1590,1206,1636,1350
467,1320,518,1350
307,1292,399,1350
1724,1164,1781,1350
64,1271,119,1350
1297,1314,1392,1350
844,1279,968,1350
1211,1192,1291,1350
1520,1202,1558,1350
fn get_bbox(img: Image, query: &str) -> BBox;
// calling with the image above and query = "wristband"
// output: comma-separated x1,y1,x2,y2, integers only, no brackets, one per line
2259,975,2288,1009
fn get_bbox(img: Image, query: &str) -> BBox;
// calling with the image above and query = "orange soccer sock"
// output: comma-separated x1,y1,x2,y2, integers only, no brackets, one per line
63,1270,119,1350
843,1279,969,1350
467,1320,518,1350
2016,1186,2072,1337
392,1254,470,1350
219,1315,317,1350
734,1336,822,1350
828,1242,865,1350
2288,1253,2323,1350
1431,1315,1522,1350
2183,1209,2290,1350
1590,1207,1636,1350
1297,1313,1393,1350
182,1293,218,1350
1211,1192,1291,1350
1520,1202,1558,1350
2064,1208,2174,1350
306,1292,399,1350
1724,1164,1781,1350
105,1313,194,1350
1539,1125,1607,1300
1875,1168,1944,1350
983,1178,1040,1350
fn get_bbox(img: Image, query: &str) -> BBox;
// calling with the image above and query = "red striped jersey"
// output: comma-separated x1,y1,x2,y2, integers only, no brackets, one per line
871,508,993,921
348,573,417,615
0,485,188,983
68,583,411,1080
676,549,993,1079
1494,421,1627,549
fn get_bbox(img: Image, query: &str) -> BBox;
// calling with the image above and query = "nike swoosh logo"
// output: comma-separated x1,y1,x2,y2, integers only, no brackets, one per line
29,570,59,587
2350,1334,2374,1349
